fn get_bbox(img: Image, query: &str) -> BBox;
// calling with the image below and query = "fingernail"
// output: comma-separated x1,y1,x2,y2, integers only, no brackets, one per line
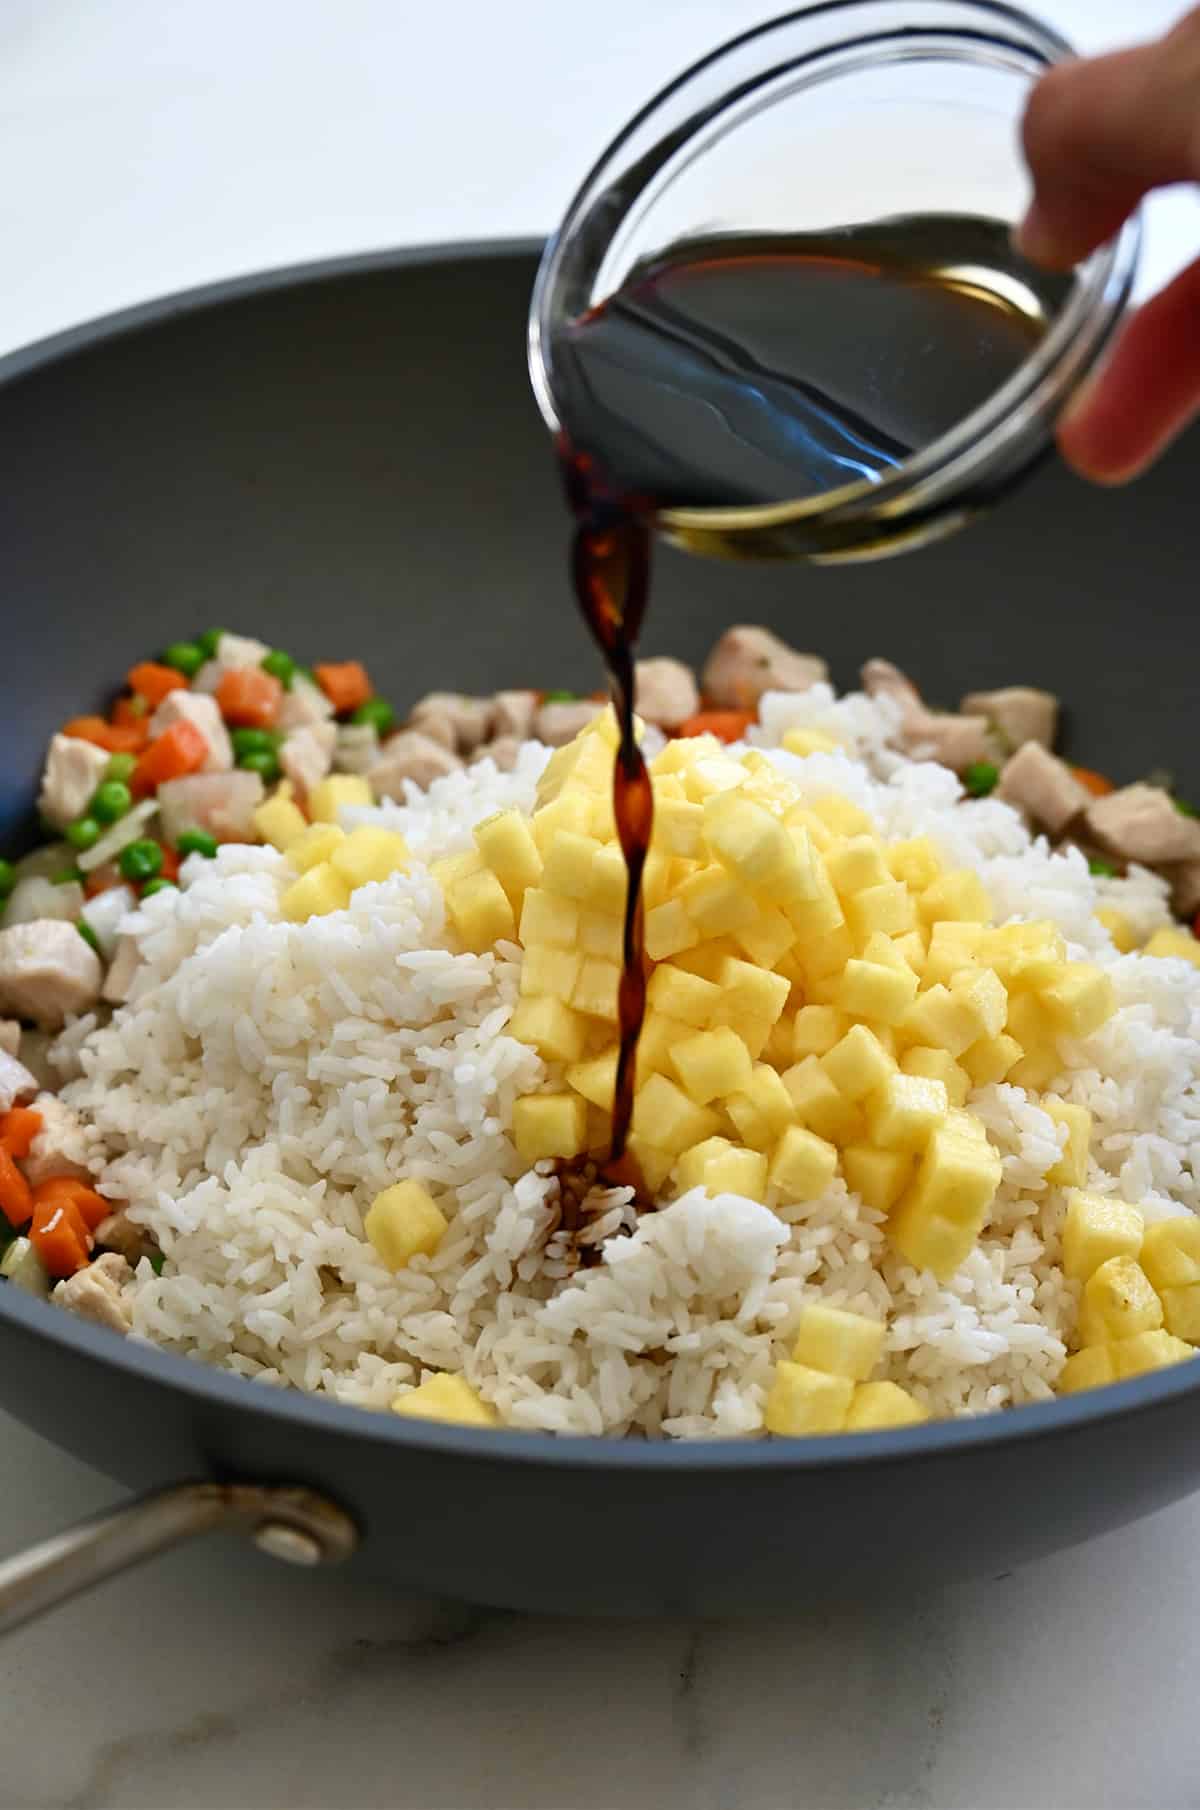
1058,367,1100,432
1013,201,1056,265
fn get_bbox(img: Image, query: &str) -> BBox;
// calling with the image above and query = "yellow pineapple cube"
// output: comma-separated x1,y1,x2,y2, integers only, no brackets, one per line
897,983,979,1057
1160,1286,1200,1343
585,843,627,915
866,1071,948,1152
982,921,1065,992
858,932,912,975
445,869,516,952
837,958,919,1025
781,1058,863,1144
888,1124,1002,1280
652,733,715,774
1077,1256,1162,1346
654,794,705,857
631,1074,721,1156
1112,1329,1195,1377
795,919,855,982
287,822,345,873
473,810,542,900
781,726,840,757
531,792,592,852
365,1180,448,1270
579,909,622,962
710,958,791,1034
512,1092,588,1163
636,1011,694,1078
1143,926,1200,967
676,865,758,938
846,880,916,942
588,791,616,842
892,930,928,974
961,1033,1022,1088
281,862,351,922
949,967,1008,1042
518,888,578,949
1043,1098,1091,1186
841,1144,912,1213
646,964,720,1028
918,869,992,926
782,804,834,851
1096,907,1137,954
1140,1217,1200,1290
572,958,620,1022
682,752,748,803
330,825,411,890
627,1135,674,1196
670,937,741,983
784,862,847,941
793,1005,848,1059
886,837,943,891
508,995,589,1064
792,1303,884,1380
764,1361,853,1435
762,1013,797,1070
254,791,309,852
901,1046,969,1108
725,1063,795,1148
769,1124,839,1200
519,944,581,1002
1062,1191,1143,1281
845,1380,928,1430
392,1373,499,1427
644,898,699,962
922,921,985,987
1057,1345,1117,1394
827,837,890,897
541,830,603,901
308,774,373,823
732,904,795,970
1040,963,1116,1039
809,794,874,837
674,1137,768,1202
821,1023,896,1103
670,1026,754,1105
565,1046,618,1109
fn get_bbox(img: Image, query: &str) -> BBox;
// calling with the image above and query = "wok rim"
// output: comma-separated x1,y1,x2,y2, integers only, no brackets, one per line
1,238,1196,1479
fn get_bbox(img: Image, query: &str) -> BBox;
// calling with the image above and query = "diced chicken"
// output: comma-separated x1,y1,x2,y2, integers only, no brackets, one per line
333,724,380,775
95,1210,157,1266
862,658,998,772
149,691,233,772
1085,784,1200,867
277,674,335,731
368,731,461,800
37,735,109,830
1164,861,1200,920
102,935,141,1006
535,700,605,746
861,658,924,714
703,627,828,709
21,1094,100,1187
0,1050,37,1112
56,1252,133,1335
960,686,1059,753
0,921,103,1030
634,658,700,732
410,693,493,756
157,771,265,844
0,1021,19,1059
469,736,522,772
217,632,270,669
489,690,539,742
280,722,336,798
996,742,1093,836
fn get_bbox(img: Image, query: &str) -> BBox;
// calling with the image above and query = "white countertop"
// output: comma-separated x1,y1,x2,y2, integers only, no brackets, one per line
4,5,1200,1806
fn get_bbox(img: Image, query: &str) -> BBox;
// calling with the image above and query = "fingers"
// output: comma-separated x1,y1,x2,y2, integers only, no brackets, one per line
1058,256,1200,482
1015,8,1200,269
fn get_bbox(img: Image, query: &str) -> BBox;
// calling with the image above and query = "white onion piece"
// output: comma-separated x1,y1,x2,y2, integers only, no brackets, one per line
2,877,83,927
80,884,138,959
77,800,158,873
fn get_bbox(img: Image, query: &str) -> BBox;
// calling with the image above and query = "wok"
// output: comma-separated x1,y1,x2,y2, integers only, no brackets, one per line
0,241,1197,1622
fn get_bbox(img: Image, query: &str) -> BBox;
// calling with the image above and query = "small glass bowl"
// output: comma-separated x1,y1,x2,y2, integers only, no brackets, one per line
529,0,1140,563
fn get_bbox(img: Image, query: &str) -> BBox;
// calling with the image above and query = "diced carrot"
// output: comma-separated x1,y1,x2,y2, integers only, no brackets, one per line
676,708,757,743
0,1108,42,1160
61,716,147,756
1072,765,1114,798
314,661,372,715
0,1147,33,1228
216,667,283,728
157,845,181,884
29,1196,91,1277
33,1176,110,1232
112,697,151,742
127,662,188,708
131,720,209,798
84,864,123,899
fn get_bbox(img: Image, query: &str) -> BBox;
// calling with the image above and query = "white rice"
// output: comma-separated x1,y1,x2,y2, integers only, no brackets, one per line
53,688,1200,1436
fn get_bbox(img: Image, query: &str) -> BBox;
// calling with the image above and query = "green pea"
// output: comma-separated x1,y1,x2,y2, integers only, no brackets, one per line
196,628,226,659
349,696,395,734
0,860,14,900
51,868,83,886
65,816,102,851
162,640,205,678
230,727,278,759
118,839,164,883
1089,857,1118,878
237,748,281,783
542,689,580,703
148,1251,165,1276
104,752,137,784
963,760,1000,798
1175,797,1197,818
261,650,296,688
91,780,133,824
77,921,100,953
176,829,219,859
140,877,177,898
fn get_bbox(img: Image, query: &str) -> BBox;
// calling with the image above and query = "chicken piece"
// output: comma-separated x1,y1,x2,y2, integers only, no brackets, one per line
409,693,493,756
1164,861,1200,920
995,742,1092,836
0,921,102,1030
861,658,924,714
535,700,604,746
1086,785,1200,867
0,1021,20,1059
469,735,522,773
634,658,700,732
191,634,273,697
960,686,1059,753
95,1210,157,1266
703,627,828,709
56,1252,133,1334
333,723,380,775
21,1094,100,1186
157,771,265,844
280,722,336,799
102,935,141,1006
0,1050,37,1112
368,731,461,800
149,690,233,772
489,690,539,742
37,735,110,830
862,658,997,772
276,674,335,731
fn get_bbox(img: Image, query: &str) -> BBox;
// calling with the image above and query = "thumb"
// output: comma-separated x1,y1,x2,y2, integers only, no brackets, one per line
1015,9,1200,269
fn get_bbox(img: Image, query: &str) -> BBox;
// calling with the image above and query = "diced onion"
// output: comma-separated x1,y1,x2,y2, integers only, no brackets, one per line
77,800,159,873
80,885,138,958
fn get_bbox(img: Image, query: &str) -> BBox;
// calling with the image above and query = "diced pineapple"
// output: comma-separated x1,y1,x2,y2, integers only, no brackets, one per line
586,789,616,843
1040,963,1116,1040
888,1123,1002,1281
531,792,593,852
280,862,351,922
897,983,979,1057
891,930,928,974
837,958,919,1025
1096,907,1137,954
1057,1344,1117,1395
652,733,715,775
1159,1286,1200,1343
627,1135,674,1196
535,739,583,806
732,904,796,970
683,752,748,803
762,1013,797,1070
792,1302,884,1380
669,1026,753,1105
473,810,542,901
784,862,847,941
793,1005,848,1060
518,888,578,949
254,791,309,852
781,1058,863,1144
1004,993,1060,1085
764,1360,853,1435
330,825,410,890
711,956,790,1033
446,868,516,952
287,822,346,873
653,794,705,857
845,1379,928,1430
636,1011,694,1078
508,995,589,1064
769,1124,839,1200
841,1144,911,1213
519,944,581,1002
809,794,874,837
949,967,1008,1042
821,1024,896,1102
846,880,916,942
886,838,943,892
1143,926,1200,967
918,869,992,926
827,837,891,897
725,1064,795,1150
782,804,834,851
866,1071,948,1152
982,921,1065,992
392,1373,499,1428
307,774,373,823
365,1180,448,1270
1042,1098,1091,1187
646,964,720,1028
961,1033,1022,1088
674,1137,768,1203
901,1046,969,1108
670,937,740,983
1140,1217,1200,1291
676,865,758,937
631,1074,721,1156
795,918,854,982
565,1045,618,1109
579,909,623,962
922,921,985,987
1062,1191,1144,1281
540,830,603,901
1111,1329,1194,1377
572,958,620,1022
1077,1255,1162,1347
584,844,627,916
644,898,699,962
512,1092,588,1163
781,726,840,757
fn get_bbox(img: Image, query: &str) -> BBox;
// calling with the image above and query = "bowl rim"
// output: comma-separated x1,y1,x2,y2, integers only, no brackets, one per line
1,238,1194,1476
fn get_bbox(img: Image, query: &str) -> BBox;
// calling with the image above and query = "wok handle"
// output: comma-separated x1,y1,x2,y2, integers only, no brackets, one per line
0,1482,358,1636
